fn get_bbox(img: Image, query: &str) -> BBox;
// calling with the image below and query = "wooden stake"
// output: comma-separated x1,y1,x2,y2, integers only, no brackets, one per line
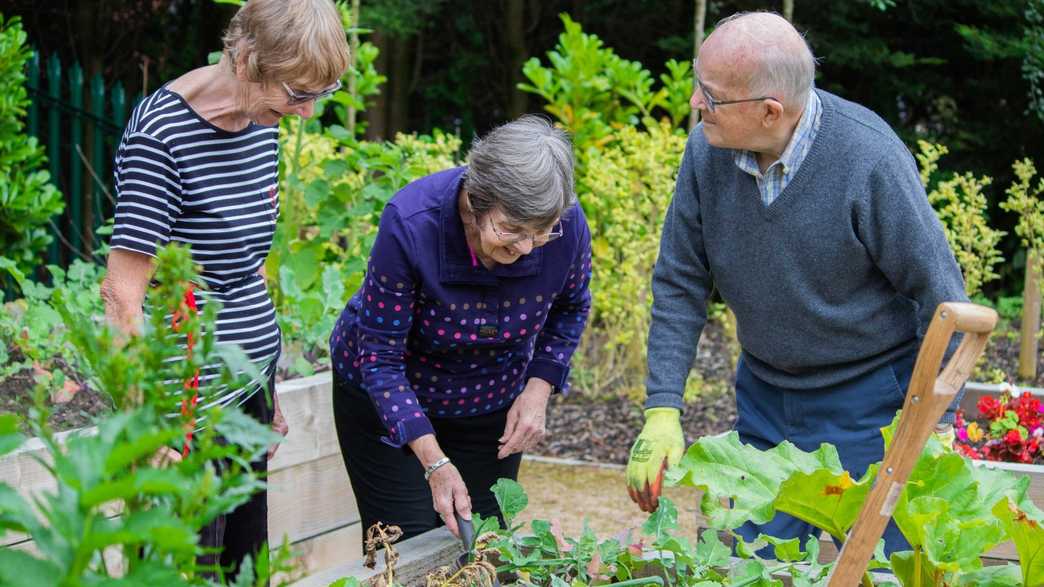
1019,249,1041,381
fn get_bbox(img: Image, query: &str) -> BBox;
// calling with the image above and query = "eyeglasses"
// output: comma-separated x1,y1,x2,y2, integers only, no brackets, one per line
488,215,563,247
692,61,778,113
281,79,342,105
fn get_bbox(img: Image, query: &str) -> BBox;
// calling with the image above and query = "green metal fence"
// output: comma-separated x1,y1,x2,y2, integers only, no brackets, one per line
26,50,141,267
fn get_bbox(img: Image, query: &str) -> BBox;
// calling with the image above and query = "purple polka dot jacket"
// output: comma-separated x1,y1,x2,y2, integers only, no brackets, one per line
329,167,593,448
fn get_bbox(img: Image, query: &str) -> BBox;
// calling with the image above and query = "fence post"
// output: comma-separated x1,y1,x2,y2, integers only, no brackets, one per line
69,62,85,257
112,82,127,130
27,51,39,138
46,54,62,266
90,73,106,251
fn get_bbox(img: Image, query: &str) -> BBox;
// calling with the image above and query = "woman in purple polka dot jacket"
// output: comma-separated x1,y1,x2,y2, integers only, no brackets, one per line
328,115,592,545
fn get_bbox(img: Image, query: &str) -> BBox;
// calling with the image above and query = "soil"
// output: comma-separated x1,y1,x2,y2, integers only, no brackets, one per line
2,320,1041,465
0,351,109,436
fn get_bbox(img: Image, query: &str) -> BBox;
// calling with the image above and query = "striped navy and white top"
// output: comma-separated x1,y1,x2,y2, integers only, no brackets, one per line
110,87,281,410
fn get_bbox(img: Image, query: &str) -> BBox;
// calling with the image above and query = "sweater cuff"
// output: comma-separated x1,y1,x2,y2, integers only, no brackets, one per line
644,391,685,413
381,414,435,448
525,359,570,393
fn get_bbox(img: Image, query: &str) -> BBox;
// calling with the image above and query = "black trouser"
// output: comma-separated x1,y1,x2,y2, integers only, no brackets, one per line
332,370,522,550
198,374,274,581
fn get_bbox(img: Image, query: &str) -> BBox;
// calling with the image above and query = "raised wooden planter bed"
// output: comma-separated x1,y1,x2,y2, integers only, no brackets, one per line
0,372,364,578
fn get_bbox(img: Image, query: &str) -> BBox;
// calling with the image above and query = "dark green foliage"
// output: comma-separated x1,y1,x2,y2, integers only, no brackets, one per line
0,15,63,278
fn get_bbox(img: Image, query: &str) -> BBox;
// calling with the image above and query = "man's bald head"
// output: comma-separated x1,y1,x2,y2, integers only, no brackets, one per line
697,12,816,110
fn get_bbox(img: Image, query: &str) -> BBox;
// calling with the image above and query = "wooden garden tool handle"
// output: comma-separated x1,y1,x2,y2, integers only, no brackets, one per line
826,302,997,586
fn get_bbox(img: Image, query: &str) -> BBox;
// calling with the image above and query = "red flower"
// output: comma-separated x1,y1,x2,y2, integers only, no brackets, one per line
978,396,1004,420
1004,429,1023,447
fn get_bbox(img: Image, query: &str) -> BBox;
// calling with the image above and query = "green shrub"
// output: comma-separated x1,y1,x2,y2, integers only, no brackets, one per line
270,123,461,376
917,141,1005,297
573,121,686,399
1000,157,1044,283
518,14,691,156
0,15,64,277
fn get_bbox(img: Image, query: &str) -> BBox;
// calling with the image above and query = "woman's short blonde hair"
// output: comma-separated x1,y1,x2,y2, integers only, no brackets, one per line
223,0,350,90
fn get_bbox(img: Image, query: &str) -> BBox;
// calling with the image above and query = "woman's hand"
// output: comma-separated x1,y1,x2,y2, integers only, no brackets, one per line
497,378,552,459
410,434,471,537
267,391,289,460
428,462,472,538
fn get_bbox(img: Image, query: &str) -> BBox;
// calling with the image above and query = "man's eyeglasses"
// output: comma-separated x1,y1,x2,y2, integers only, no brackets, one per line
488,216,563,246
282,79,342,105
692,61,778,113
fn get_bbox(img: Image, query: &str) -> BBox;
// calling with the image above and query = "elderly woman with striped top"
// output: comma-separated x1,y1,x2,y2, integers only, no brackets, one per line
329,115,593,544
100,0,348,577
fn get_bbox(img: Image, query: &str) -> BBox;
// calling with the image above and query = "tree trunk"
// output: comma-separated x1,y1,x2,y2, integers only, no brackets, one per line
505,0,528,118
1020,249,1041,381
387,35,412,135
365,31,389,141
689,0,707,131
783,0,794,22
347,0,360,136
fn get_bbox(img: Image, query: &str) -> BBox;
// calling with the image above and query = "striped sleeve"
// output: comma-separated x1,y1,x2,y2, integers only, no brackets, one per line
110,131,183,257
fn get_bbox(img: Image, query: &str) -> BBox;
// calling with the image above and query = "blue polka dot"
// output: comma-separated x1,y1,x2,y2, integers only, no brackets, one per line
376,317,384,324
393,319,401,326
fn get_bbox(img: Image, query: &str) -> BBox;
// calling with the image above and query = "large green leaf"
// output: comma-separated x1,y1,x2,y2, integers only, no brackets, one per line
775,465,876,542
0,549,61,587
492,478,528,528
952,563,1023,586
0,413,25,457
667,431,845,530
890,550,942,587
893,452,1008,571
993,498,1044,587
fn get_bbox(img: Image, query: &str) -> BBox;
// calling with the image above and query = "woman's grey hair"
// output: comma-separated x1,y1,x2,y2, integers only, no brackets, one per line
714,11,818,109
463,115,575,228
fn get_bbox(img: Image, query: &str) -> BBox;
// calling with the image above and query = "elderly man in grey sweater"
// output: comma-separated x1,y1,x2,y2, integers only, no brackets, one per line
625,12,967,555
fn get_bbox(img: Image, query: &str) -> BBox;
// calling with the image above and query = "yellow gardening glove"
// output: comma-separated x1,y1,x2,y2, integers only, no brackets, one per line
626,407,684,513
934,422,956,448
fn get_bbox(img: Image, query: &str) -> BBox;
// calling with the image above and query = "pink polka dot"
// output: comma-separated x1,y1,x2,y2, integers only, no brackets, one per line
443,400,450,405
458,399,466,405
414,412,421,418
470,334,478,340
394,304,402,311
437,328,445,335
367,295,372,301
520,328,527,335
369,356,377,362
454,332,462,339
504,331,512,338
487,392,494,399
378,302,385,308
473,397,481,403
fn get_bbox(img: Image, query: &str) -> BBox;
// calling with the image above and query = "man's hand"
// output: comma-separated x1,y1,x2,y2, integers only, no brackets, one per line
626,407,684,513
497,378,552,459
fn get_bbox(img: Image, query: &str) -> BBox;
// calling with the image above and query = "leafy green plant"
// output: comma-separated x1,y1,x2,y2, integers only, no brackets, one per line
0,258,105,403
916,141,1006,297
0,15,64,278
518,14,692,155
572,121,685,400
0,244,295,585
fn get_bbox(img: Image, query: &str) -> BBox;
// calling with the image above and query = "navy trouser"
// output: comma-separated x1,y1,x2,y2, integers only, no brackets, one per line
733,351,916,557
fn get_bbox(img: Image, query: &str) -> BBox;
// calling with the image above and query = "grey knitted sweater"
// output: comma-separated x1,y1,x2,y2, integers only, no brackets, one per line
645,89,967,411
